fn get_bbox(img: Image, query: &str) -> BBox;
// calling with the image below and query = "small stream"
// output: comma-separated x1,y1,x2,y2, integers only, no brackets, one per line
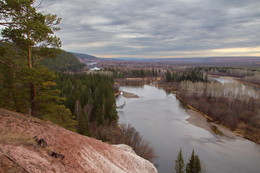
116,85,260,173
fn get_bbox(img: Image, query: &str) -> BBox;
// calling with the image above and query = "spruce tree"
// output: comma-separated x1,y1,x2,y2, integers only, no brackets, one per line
186,150,202,173
175,148,185,173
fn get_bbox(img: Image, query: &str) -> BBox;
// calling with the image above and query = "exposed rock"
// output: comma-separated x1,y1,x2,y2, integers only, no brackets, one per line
0,108,158,173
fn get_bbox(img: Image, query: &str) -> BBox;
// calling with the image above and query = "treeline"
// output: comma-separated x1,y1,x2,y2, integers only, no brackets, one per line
198,66,257,78
0,43,76,130
178,81,260,141
198,66,260,86
241,74,260,85
131,69,158,77
105,67,160,78
56,73,155,161
165,70,208,82
56,73,118,134
161,66,260,142
40,50,86,72
0,1,155,162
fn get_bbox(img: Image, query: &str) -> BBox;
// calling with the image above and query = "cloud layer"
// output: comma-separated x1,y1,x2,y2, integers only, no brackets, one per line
37,0,260,58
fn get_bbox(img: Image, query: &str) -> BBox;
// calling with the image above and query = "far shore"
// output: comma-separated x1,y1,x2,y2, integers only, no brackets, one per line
186,109,241,139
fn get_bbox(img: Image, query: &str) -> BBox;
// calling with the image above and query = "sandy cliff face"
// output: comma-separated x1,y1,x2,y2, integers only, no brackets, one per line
0,109,158,173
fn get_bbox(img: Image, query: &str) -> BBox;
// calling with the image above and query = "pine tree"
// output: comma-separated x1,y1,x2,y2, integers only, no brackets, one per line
175,148,185,173
1,0,61,116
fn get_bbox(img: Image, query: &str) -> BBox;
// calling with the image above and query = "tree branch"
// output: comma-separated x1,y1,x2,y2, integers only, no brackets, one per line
35,0,44,9
34,56,45,63
0,22,18,25
0,59,19,70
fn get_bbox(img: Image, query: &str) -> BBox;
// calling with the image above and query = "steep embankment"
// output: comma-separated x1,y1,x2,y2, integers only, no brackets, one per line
0,109,157,173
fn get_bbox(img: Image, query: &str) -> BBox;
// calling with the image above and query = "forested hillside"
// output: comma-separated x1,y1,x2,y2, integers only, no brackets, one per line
72,52,100,64
41,50,86,72
0,0,155,163
56,73,118,135
0,43,86,73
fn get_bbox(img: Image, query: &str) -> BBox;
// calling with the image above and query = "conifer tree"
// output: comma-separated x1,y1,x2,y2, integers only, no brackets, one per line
175,148,185,173
186,150,202,173
1,0,61,116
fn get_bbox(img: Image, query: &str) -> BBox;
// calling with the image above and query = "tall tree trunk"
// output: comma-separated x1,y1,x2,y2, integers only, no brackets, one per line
28,45,36,116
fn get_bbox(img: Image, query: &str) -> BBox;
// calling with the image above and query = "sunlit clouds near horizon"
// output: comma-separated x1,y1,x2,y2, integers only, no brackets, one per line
36,0,260,58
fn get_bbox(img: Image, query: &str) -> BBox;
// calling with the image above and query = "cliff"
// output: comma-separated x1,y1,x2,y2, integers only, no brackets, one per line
0,109,158,173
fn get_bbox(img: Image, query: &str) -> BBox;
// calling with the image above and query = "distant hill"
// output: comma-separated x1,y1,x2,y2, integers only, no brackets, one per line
41,50,86,72
0,43,86,72
67,51,260,66
110,56,260,66
71,52,124,64
71,52,100,64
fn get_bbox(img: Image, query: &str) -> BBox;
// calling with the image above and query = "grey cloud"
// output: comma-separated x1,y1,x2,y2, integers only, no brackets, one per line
36,0,260,57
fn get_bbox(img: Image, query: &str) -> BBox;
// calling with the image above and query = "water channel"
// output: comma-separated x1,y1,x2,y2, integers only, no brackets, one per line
116,85,260,173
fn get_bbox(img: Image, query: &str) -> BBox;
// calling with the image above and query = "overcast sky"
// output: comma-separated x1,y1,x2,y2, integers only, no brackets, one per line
36,0,260,58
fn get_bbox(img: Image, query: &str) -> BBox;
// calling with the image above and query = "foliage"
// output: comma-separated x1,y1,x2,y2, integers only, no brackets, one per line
40,50,86,72
56,73,118,135
91,123,156,162
199,66,257,78
179,81,260,129
105,67,159,78
166,69,207,82
0,44,75,131
175,148,185,173
1,0,62,116
131,69,158,77
241,74,260,85
186,150,202,173
1,0,61,50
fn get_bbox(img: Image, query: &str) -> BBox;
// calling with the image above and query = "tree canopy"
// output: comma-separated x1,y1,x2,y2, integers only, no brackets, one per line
1,0,62,116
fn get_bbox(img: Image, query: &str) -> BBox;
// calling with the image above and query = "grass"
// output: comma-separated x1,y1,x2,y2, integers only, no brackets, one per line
0,130,34,146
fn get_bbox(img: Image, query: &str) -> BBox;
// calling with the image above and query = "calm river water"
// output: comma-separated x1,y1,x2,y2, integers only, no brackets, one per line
116,85,260,173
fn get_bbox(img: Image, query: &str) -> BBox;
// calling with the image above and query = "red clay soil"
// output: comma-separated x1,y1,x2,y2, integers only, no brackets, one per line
0,108,157,173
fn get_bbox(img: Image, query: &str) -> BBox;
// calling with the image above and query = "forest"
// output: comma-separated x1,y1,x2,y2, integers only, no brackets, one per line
105,67,160,78
199,66,260,85
161,67,260,143
0,0,155,162
56,73,118,133
165,69,208,82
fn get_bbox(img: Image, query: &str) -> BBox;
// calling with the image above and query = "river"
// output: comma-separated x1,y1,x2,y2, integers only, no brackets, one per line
116,85,260,173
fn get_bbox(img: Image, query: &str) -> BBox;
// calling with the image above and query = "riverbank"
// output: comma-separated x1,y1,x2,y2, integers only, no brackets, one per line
159,81,260,144
116,84,260,173
117,79,259,144
186,109,239,139
208,74,260,88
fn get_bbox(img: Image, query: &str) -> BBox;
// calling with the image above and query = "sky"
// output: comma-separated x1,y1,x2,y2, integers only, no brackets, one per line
35,0,260,58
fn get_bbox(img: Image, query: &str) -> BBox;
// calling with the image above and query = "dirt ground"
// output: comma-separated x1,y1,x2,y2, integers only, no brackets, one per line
0,108,157,173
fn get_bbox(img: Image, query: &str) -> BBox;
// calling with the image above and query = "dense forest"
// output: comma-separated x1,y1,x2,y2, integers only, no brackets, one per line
199,66,260,85
0,1,155,162
165,69,208,82
178,81,259,129
56,73,118,134
40,50,86,72
162,67,260,142
105,67,160,78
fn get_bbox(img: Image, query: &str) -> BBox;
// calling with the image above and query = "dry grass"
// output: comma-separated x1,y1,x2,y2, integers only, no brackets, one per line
0,153,27,173
0,130,34,146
